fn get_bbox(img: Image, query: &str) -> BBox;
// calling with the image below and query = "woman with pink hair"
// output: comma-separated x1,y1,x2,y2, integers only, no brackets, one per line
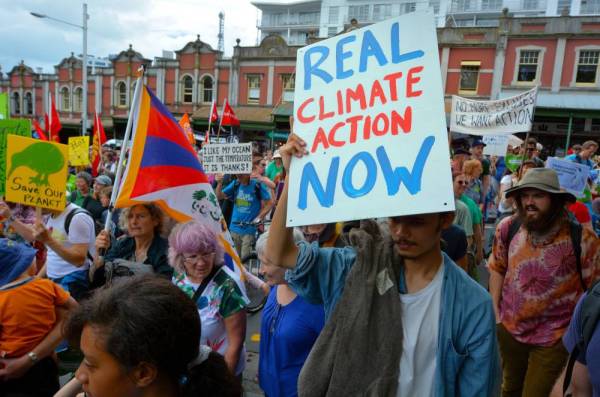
168,221,248,377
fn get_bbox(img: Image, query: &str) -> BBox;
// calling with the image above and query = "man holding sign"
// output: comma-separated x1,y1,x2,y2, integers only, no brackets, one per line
267,133,499,396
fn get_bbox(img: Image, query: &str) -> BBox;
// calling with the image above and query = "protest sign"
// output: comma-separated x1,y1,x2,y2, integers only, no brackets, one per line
288,11,454,226
0,93,8,120
5,135,68,210
68,136,90,166
546,157,590,198
201,143,252,174
482,135,509,157
451,87,537,135
505,154,522,173
0,119,31,195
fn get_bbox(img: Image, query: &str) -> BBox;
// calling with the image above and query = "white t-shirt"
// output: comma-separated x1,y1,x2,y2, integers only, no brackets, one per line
498,175,514,214
46,203,96,279
397,263,444,397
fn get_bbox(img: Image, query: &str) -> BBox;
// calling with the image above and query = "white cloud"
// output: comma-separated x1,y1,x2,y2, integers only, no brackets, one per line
0,0,262,73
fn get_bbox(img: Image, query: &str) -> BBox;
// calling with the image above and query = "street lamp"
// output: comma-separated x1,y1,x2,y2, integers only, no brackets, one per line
31,3,89,137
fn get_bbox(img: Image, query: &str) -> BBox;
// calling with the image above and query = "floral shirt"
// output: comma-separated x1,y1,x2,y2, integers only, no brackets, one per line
173,266,249,374
488,216,600,346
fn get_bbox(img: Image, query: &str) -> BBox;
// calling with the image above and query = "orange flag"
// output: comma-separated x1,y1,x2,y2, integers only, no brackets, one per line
179,113,196,145
91,113,107,177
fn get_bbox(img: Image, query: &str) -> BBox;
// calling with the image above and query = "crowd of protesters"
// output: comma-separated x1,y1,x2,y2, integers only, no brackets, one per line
1,131,600,397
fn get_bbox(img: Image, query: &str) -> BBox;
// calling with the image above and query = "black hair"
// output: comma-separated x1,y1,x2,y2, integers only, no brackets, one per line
65,276,241,397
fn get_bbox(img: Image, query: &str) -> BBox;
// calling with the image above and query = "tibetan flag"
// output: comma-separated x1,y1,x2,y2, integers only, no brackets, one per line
179,113,196,145
115,84,243,278
221,99,240,127
91,113,107,177
32,119,48,141
48,93,62,142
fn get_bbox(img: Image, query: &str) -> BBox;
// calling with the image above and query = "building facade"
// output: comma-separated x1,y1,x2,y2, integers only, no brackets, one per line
1,14,599,152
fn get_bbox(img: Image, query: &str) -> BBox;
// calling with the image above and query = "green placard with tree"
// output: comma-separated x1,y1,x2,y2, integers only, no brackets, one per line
0,119,32,195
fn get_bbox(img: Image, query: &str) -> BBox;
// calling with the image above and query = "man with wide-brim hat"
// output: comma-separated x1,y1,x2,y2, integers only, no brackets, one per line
488,167,600,397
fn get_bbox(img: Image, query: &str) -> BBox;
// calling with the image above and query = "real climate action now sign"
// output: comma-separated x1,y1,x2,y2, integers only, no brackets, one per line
287,11,455,226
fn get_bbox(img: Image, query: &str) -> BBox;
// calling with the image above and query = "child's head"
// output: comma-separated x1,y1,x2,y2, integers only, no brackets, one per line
0,239,37,286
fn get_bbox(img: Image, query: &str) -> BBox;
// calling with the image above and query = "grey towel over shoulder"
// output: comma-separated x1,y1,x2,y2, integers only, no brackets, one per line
298,220,404,397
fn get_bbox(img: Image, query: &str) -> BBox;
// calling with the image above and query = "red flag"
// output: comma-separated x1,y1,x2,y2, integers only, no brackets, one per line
210,101,218,124
91,113,107,177
179,113,196,145
221,99,240,127
49,93,62,142
32,119,48,141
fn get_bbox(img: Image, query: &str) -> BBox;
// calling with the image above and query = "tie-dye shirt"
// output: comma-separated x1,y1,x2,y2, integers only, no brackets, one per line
488,216,600,346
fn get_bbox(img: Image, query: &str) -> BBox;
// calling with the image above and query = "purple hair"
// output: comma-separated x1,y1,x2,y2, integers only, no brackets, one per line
168,221,224,273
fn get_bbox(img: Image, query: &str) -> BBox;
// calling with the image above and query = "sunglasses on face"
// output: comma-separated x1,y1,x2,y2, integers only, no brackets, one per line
456,180,469,185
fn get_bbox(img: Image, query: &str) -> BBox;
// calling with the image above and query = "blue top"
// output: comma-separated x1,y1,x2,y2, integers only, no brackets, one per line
563,292,600,397
286,241,501,397
222,179,271,235
259,286,325,397
566,153,595,169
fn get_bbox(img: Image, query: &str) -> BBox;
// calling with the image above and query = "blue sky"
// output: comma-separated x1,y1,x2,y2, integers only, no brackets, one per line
0,0,261,73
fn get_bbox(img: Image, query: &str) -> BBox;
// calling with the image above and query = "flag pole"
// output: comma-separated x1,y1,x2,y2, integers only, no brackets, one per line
104,68,144,231
207,100,214,143
217,99,226,140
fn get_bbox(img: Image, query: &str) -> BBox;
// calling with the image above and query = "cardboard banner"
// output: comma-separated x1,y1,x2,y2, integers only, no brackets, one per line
546,157,590,198
288,11,454,226
0,119,32,195
5,135,68,210
201,143,252,174
482,135,510,157
451,87,537,135
68,136,90,166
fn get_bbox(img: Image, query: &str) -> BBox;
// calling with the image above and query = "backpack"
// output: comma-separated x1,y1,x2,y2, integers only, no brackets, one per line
505,214,587,291
562,279,600,396
64,208,96,262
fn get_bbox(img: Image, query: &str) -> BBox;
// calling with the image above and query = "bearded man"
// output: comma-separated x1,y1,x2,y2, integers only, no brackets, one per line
488,168,600,397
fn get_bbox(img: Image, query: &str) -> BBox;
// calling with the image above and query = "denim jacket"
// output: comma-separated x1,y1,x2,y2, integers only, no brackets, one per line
286,241,500,397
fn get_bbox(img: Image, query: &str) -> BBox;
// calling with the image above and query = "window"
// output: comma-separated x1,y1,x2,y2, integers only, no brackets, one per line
299,12,319,25
247,75,260,103
429,0,441,13
60,87,70,111
581,0,600,14
329,6,339,24
401,2,417,13
517,50,540,82
282,74,295,102
348,5,369,21
24,92,33,115
73,87,83,112
201,76,213,103
460,62,480,92
522,0,539,9
452,0,472,12
181,75,193,104
482,0,502,10
373,4,392,20
328,26,338,37
576,50,600,84
116,82,127,107
12,92,20,115
556,0,570,14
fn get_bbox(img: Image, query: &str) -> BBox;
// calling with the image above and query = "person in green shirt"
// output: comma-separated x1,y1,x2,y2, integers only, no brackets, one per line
265,151,283,181
453,171,484,273
69,171,93,207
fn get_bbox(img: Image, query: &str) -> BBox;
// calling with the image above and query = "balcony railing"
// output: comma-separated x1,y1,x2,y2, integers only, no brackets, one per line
259,14,320,28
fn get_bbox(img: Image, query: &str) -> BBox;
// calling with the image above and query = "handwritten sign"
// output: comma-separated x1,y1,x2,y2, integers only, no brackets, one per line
482,135,510,157
201,143,252,174
546,157,591,198
451,87,537,135
287,11,453,226
505,154,522,173
5,135,68,210
0,119,31,195
68,136,90,166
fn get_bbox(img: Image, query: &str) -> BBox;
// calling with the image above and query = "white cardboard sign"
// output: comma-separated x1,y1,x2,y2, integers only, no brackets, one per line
482,135,510,157
201,143,252,174
287,11,454,226
546,157,590,198
451,87,537,135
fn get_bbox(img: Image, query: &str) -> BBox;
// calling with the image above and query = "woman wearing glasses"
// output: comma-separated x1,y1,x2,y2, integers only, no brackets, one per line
168,221,248,376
